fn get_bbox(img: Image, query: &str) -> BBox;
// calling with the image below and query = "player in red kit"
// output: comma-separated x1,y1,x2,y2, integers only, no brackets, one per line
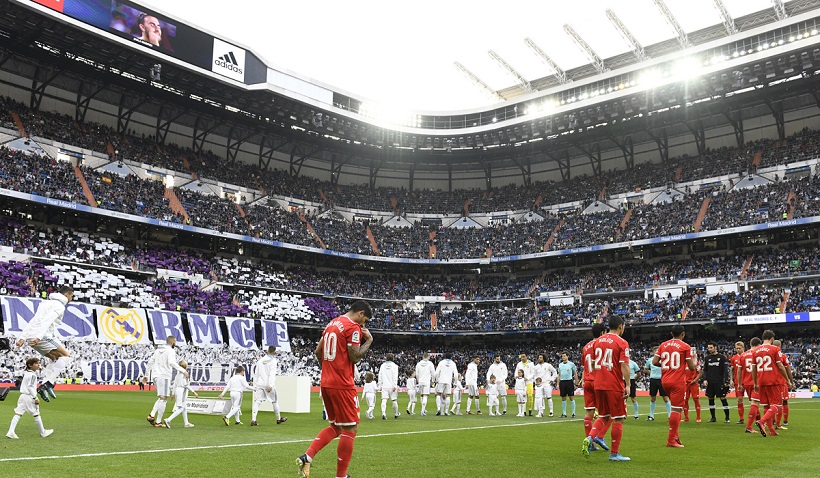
653,325,697,448
581,323,606,454
741,337,762,433
582,316,631,462
682,359,702,422
297,301,374,478
730,341,746,424
751,330,790,437
771,339,795,429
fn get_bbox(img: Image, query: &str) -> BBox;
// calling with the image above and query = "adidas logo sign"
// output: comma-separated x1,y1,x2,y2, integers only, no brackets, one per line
214,51,243,74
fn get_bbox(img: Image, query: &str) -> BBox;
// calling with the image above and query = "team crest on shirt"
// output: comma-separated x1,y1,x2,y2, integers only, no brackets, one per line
352,331,360,342
625,348,630,357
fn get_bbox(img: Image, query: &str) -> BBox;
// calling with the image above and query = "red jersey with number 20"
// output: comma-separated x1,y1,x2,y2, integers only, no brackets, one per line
582,339,597,383
592,333,630,391
656,339,693,385
320,314,362,389
753,344,784,386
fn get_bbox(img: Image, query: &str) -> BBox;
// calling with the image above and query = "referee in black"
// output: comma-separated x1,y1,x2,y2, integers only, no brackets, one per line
703,342,731,423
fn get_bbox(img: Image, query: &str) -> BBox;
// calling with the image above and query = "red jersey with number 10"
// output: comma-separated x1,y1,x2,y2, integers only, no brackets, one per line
592,333,630,391
320,315,362,389
582,338,597,383
752,344,784,386
656,339,693,385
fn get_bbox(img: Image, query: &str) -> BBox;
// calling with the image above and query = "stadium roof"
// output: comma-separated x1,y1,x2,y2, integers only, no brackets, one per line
142,0,806,112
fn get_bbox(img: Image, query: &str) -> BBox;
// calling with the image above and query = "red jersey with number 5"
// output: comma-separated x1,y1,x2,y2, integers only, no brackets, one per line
656,339,693,385
740,349,755,388
582,338,597,383
591,333,630,391
753,344,783,386
320,315,362,389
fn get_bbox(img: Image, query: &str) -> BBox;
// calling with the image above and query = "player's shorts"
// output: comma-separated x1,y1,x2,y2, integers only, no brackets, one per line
758,385,781,408
515,391,527,402
466,384,479,396
406,389,417,401
649,378,667,397
594,389,626,418
559,380,575,397
14,394,39,416
174,386,189,405
154,377,171,397
583,380,596,410
381,388,398,400
629,379,637,398
705,381,727,398
734,387,744,399
364,392,376,407
663,380,686,408
487,395,498,407
253,387,277,403
685,383,700,399
321,387,360,426
496,382,507,397
418,383,431,395
29,337,62,356
743,385,756,401
435,382,452,395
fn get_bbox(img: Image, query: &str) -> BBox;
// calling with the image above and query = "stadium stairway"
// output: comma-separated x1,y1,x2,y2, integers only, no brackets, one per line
739,254,754,280
390,195,399,214
674,167,682,182
181,155,198,180
72,165,97,207
544,219,565,251
693,196,711,232
429,230,437,259
780,290,791,313
106,142,116,158
299,211,326,249
681,296,697,320
534,193,543,207
463,198,472,215
787,190,796,220
318,189,330,207
365,224,380,255
163,188,190,223
617,208,633,237
526,276,541,298
598,187,606,201
234,202,246,218
752,151,763,169
255,179,266,197
10,112,25,137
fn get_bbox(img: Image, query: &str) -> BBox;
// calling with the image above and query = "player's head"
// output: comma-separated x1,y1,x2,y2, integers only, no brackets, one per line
516,369,524,377
472,356,480,364
762,329,775,343
165,335,177,346
422,352,430,360
734,341,745,354
385,353,395,362
670,325,685,339
608,316,625,335
137,13,162,46
267,345,276,355
707,342,717,354
519,353,528,362
179,360,188,370
772,339,781,348
409,370,415,377
535,377,542,384
234,366,244,374
25,357,41,370
494,355,501,363
561,352,568,362
348,300,373,325
591,322,606,338
489,374,496,383
365,371,374,383
750,337,762,348
444,352,452,360
537,354,545,363
58,285,74,302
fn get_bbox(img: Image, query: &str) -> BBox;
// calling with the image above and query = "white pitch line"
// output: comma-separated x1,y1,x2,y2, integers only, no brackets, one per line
0,418,580,463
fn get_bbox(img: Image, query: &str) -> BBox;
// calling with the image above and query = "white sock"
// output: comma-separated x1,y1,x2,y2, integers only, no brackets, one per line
150,399,161,418
501,396,507,412
445,397,451,413
273,402,281,420
410,402,416,413
466,397,472,412
421,396,428,411
182,407,189,426
381,399,387,416
8,414,21,434
475,398,481,411
252,401,260,421
548,397,554,413
435,395,441,411
155,400,167,422
392,400,398,416
33,416,46,434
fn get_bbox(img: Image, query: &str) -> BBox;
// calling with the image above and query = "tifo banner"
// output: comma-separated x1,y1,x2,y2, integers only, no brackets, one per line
80,360,255,384
146,310,185,344
186,313,224,348
261,320,291,353
737,312,819,325
1,296,97,341
93,305,150,345
225,316,256,349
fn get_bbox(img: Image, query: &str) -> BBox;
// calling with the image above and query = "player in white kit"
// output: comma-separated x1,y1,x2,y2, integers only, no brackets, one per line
362,372,377,419
405,370,417,415
534,377,546,417
486,375,500,416
146,336,187,428
6,358,53,439
435,353,458,416
514,369,527,416
451,374,465,415
534,354,558,417
219,366,253,425
163,360,198,428
487,355,509,415
251,345,287,426
415,353,436,416
378,353,400,419
465,356,482,415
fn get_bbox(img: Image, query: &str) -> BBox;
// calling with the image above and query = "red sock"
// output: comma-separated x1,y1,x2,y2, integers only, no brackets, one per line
694,398,701,420
610,421,623,454
683,401,689,420
784,403,789,423
762,405,778,432
738,400,745,421
589,417,606,438
668,410,681,444
746,403,758,430
307,425,341,459
597,418,612,439
336,431,356,478
776,405,783,427
584,417,593,437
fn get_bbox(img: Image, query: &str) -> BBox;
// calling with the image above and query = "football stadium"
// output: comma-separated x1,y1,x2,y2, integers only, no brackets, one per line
1,0,820,476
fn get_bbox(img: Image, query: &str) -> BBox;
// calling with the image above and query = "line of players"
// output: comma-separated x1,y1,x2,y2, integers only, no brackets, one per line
580,317,795,463
360,351,584,420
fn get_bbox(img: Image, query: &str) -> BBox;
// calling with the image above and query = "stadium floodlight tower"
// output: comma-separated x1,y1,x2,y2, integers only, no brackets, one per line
524,38,569,84
488,50,533,93
563,24,607,74
454,61,505,101
653,0,692,48
771,0,788,20
605,9,647,61
711,0,738,35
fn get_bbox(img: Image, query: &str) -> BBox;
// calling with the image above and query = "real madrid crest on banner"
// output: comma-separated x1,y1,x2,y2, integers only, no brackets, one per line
94,306,150,345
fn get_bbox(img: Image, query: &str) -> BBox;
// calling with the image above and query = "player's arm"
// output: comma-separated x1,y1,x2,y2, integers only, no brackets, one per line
620,361,631,398
16,308,60,344
785,364,794,389
722,356,731,384
751,364,758,392
314,336,324,363
347,328,373,364
572,364,578,384
776,361,788,382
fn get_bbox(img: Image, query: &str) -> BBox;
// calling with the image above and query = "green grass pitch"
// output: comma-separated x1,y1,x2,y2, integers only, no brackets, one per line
1,391,818,477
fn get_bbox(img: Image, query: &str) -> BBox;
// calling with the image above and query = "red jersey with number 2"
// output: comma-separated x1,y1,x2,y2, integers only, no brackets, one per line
656,339,693,384
320,315,362,389
753,344,783,386
592,333,630,391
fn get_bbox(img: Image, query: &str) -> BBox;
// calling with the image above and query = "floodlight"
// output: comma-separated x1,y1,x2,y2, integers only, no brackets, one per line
638,70,663,88
492,117,497,123
673,58,701,80
813,30,818,35
789,36,796,42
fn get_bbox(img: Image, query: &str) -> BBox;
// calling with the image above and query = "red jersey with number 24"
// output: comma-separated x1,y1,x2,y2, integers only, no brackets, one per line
753,344,784,386
320,314,362,389
592,333,630,391
656,339,693,385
